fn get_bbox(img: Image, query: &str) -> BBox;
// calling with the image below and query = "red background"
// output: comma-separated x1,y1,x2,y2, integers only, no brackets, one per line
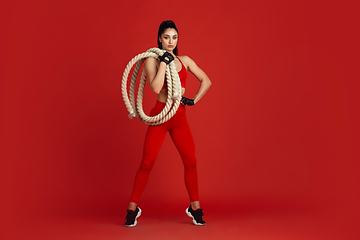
1,0,359,239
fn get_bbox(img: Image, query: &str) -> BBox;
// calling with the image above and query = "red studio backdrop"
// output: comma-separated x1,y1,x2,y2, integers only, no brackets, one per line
1,0,360,239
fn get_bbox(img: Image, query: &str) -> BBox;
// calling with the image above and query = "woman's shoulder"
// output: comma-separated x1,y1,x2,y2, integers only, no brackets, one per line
146,56,159,62
178,55,191,61
178,55,195,65
178,55,196,69
145,56,160,65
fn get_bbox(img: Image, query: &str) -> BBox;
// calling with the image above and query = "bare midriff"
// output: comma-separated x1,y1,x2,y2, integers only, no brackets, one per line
157,87,186,103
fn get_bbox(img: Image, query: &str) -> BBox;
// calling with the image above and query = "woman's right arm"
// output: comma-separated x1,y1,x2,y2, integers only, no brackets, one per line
144,57,167,95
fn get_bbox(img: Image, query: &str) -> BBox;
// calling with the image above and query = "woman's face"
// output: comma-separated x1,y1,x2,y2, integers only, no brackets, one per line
159,28,178,52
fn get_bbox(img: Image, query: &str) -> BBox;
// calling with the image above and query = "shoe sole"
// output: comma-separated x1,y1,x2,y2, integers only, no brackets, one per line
185,208,206,226
125,207,142,227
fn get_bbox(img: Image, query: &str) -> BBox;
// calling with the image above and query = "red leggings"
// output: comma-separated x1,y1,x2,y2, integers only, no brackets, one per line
130,100,199,203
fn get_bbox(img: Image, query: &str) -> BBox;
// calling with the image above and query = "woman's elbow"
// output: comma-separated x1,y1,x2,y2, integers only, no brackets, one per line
151,85,161,95
207,78,212,87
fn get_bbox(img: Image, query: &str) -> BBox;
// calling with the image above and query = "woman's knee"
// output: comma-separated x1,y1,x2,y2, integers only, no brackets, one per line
183,157,197,169
139,158,156,171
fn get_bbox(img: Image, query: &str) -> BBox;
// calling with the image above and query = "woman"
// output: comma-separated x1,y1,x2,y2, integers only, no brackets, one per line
124,20,212,227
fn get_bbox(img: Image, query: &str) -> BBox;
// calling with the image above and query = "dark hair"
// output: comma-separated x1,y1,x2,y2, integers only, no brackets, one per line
157,20,179,56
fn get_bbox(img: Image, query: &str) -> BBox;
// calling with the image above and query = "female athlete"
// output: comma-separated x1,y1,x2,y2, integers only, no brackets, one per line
124,20,212,227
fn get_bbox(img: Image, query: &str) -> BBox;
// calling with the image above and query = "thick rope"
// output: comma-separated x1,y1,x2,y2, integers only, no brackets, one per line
121,48,182,125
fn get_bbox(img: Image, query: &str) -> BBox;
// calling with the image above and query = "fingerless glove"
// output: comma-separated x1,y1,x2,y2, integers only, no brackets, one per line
181,97,195,106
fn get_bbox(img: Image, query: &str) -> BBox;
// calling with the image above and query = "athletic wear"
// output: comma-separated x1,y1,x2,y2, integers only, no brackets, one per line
162,56,187,89
129,56,198,203
124,207,142,227
185,206,206,225
130,100,199,203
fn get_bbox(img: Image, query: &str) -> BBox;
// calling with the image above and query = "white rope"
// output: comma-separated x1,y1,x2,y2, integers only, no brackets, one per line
121,47,182,125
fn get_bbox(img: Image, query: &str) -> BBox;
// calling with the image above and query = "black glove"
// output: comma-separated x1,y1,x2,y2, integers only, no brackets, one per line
181,97,195,106
158,52,174,64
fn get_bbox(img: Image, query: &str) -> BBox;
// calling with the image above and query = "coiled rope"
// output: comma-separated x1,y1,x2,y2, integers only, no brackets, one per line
121,47,182,125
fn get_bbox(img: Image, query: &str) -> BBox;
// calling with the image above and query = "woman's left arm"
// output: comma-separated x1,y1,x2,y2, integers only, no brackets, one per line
182,56,212,104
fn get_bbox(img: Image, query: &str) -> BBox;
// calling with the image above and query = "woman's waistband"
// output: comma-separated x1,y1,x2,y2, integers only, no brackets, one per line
151,100,185,117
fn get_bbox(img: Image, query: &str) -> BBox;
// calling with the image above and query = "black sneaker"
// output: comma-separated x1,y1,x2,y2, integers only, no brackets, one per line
124,207,141,227
185,205,206,225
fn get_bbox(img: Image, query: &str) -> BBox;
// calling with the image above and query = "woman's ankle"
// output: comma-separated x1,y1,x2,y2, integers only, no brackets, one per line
190,201,200,210
128,202,137,211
